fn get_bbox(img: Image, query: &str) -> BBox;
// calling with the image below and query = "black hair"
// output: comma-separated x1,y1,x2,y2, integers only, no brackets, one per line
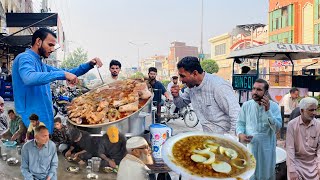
54,117,62,123
70,128,81,141
254,78,269,91
29,113,39,121
7,109,15,114
109,60,122,69
31,28,57,46
177,56,204,74
148,67,157,73
172,76,178,79
290,87,299,94
241,66,251,74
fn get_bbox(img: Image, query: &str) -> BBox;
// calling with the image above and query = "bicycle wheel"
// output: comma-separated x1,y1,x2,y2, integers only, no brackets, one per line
183,110,198,128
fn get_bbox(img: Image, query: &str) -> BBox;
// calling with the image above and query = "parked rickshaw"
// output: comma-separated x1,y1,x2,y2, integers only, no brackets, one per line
228,42,320,179
228,42,320,103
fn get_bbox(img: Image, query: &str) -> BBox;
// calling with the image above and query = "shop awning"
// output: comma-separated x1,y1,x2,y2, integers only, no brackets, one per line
0,34,31,56
0,34,32,46
6,13,58,27
228,43,320,60
0,45,27,56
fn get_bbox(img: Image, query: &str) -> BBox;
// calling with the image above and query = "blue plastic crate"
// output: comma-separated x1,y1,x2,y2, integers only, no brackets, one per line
4,87,12,91
3,97,13,101
4,82,12,86
3,91,13,96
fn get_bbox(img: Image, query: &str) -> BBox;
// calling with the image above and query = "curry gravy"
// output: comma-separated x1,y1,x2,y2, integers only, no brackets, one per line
172,136,249,178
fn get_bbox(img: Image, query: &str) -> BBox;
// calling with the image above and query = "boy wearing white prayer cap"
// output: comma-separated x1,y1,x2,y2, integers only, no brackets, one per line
117,136,153,180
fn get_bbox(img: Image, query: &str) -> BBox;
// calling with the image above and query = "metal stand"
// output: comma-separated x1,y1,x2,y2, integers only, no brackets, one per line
280,106,285,139
152,105,157,124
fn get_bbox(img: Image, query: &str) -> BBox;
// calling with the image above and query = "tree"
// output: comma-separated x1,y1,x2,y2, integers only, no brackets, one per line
200,59,219,74
60,47,88,69
130,72,144,79
161,80,170,88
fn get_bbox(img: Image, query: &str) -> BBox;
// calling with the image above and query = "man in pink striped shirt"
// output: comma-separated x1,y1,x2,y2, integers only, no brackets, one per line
286,97,320,180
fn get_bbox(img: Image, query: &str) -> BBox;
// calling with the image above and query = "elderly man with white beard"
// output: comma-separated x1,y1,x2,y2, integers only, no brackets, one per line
286,97,320,180
117,136,153,180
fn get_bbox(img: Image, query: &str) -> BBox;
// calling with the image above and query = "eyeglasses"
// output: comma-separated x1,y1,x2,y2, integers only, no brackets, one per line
136,146,150,150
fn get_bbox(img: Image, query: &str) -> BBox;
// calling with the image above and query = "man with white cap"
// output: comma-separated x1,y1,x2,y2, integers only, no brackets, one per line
117,136,153,180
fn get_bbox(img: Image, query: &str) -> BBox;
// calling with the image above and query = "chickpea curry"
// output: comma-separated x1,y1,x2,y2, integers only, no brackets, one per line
172,136,250,178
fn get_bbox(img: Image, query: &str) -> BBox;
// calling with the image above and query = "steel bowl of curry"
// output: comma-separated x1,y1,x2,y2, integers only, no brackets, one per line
162,131,256,180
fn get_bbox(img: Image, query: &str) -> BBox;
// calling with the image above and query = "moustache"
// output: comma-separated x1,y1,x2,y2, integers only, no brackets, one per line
252,94,263,100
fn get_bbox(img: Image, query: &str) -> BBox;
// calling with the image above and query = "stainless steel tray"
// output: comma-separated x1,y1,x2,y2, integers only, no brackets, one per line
67,81,153,128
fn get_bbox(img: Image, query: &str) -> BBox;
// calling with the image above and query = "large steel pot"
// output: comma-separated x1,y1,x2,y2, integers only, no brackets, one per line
114,111,150,137
67,81,153,136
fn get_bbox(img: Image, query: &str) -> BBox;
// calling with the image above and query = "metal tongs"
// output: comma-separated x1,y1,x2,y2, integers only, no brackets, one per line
96,66,104,85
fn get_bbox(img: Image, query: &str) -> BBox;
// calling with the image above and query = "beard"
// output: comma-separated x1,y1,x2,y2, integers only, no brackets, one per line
252,94,263,102
139,153,153,165
111,72,118,77
149,76,155,80
38,46,48,58
304,114,315,121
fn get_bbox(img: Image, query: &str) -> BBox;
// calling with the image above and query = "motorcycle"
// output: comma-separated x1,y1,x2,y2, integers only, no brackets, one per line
51,82,91,117
52,90,72,117
160,100,199,128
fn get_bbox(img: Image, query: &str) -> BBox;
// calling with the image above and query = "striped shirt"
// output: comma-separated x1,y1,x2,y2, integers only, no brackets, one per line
0,114,8,133
173,73,240,133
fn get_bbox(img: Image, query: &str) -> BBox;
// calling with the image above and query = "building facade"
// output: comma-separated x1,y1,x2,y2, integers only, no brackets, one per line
209,24,268,81
139,56,164,80
0,0,34,71
208,33,232,80
269,0,320,86
167,41,198,77
0,0,32,35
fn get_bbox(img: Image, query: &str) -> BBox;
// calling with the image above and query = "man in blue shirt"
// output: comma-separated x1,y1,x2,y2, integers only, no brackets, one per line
12,28,103,133
21,125,58,180
147,67,170,123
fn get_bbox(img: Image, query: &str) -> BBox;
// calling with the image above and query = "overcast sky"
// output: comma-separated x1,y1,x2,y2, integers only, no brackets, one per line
42,0,268,69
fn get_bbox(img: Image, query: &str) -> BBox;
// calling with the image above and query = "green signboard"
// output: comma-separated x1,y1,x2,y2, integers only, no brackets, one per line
232,75,258,90
198,54,205,59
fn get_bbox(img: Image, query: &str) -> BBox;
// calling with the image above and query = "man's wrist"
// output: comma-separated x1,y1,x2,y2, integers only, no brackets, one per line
237,132,244,136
